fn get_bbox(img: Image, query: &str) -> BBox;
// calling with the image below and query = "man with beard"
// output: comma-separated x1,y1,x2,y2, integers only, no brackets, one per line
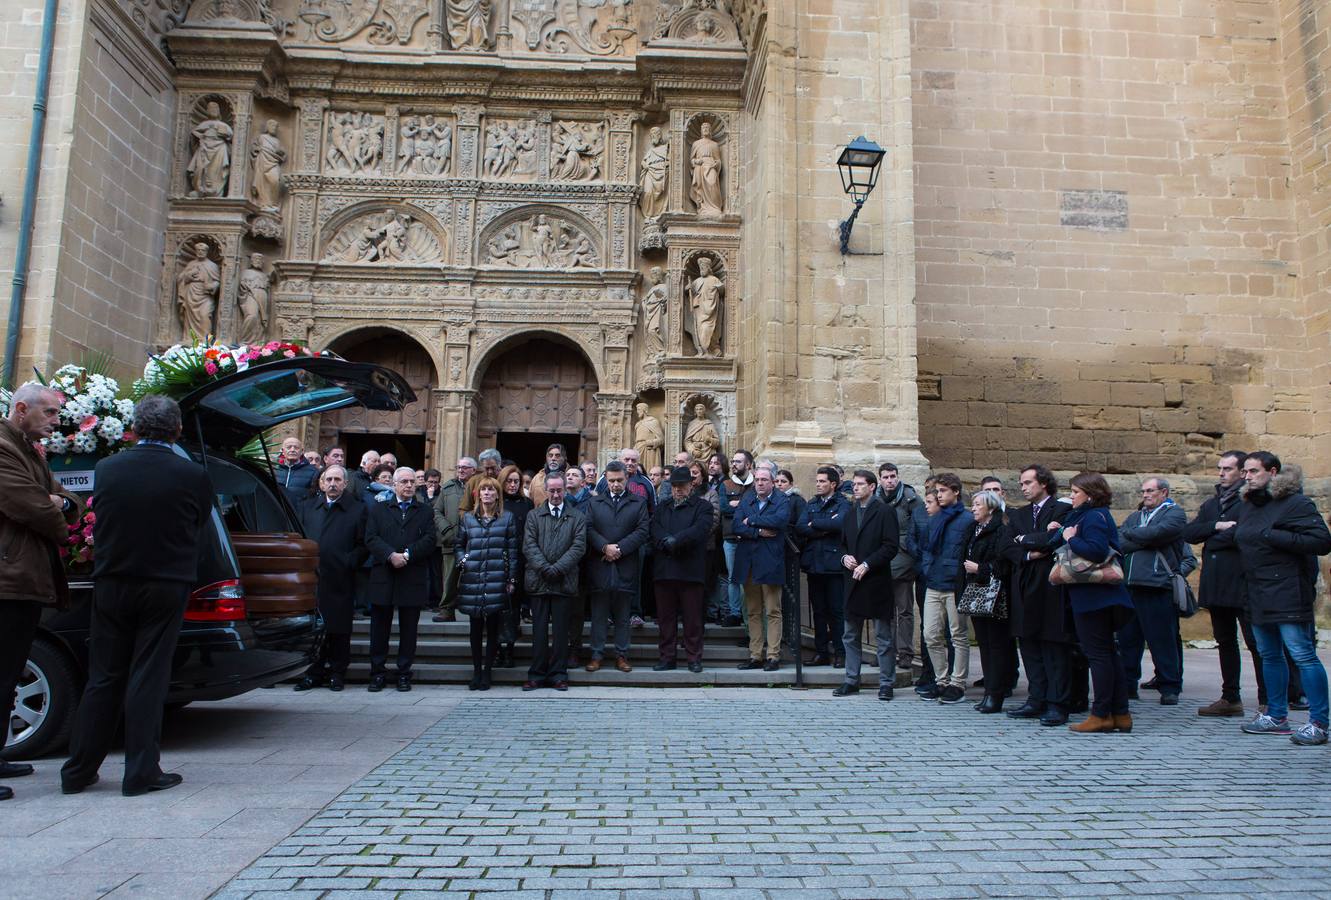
717,449,756,628
529,442,569,508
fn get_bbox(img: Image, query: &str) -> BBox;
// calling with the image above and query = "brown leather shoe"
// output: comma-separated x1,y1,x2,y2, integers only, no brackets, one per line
615,656,632,673
1198,698,1244,718
1113,713,1133,733
585,658,602,673
1068,714,1116,734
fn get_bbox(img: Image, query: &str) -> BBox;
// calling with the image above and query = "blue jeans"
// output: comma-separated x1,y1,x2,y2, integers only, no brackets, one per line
722,540,743,618
1251,621,1329,726
1117,587,1182,695
843,615,894,689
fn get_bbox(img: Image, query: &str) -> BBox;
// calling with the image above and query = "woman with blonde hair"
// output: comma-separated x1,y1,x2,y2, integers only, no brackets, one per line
455,477,516,690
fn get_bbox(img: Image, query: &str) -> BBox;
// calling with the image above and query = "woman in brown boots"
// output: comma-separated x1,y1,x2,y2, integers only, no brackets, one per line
1051,473,1135,734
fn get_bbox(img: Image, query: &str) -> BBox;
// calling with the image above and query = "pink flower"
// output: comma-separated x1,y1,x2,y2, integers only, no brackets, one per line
260,348,273,357
204,362,218,375
81,525,94,540
78,415,98,432
84,511,95,524
283,349,296,358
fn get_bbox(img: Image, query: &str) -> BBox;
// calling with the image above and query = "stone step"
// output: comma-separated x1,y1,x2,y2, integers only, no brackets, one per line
343,662,914,689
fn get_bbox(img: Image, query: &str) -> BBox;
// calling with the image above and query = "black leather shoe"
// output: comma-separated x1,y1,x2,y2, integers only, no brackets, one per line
0,785,11,801
1159,693,1179,706
806,654,831,667
479,670,492,691
1006,701,1042,719
122,773,183,797
327,675,344,692
0,761,34,778
1141,676,1160,691
522,680,540,691
687,661,703,674
553,680,569,692
832,683,860,697
878,687,894,701
653,660,677,671
977,695,1004,714
737,658,763,670
367,673,386,692
469,673,483,691
396,674,412,692
293,675,323,692
832,654,845,668
763,659,780,672
1039,707,1069,727
61,774,98,794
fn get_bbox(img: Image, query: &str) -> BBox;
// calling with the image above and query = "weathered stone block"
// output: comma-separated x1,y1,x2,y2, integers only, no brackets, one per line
1072,406,1141,430
1109,382,1167,407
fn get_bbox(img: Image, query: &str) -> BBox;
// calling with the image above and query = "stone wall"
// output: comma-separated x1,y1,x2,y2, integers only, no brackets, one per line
911,0,1325,478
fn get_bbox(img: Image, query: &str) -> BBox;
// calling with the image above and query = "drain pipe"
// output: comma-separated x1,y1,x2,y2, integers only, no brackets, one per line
3,0,60,389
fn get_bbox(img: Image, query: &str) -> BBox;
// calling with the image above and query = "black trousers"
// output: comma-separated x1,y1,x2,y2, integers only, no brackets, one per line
306,632,351,679
368,605,421,675
528,593,570,684
973,616,1017,698
0,600,43,737
1019,636,1072,710
61,577,188,790
806,573,844,657
469,613,501,670
1073,607,1131,718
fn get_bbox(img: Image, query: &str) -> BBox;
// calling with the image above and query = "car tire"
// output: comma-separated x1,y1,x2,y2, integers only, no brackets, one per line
3,639,79,761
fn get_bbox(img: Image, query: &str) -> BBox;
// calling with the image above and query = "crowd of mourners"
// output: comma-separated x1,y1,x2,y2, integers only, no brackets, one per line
278,437,1331,743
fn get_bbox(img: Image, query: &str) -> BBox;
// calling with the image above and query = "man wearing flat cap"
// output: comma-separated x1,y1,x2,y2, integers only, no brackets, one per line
649,466,714,673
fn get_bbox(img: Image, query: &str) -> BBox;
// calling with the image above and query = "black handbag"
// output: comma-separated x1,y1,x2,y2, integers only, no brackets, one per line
958,575,1006,619
1155,551,1197,618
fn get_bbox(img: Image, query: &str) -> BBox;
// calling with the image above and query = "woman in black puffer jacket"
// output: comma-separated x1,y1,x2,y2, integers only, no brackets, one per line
455,476,518,691
963,489,1014,714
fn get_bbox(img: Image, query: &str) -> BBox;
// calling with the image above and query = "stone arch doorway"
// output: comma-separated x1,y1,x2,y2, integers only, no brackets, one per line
320,328,438,469
474,336,599,472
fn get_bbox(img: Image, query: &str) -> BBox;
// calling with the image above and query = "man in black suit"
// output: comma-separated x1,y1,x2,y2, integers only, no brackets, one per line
295,464,367,692
61,395,214,797
1002,464,1079,726
364,466,436,692
833,470,900,700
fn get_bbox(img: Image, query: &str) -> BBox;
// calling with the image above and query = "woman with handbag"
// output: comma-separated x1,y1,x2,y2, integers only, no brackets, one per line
1050,472,1135,734
961,490,1014,714
455,477,517,691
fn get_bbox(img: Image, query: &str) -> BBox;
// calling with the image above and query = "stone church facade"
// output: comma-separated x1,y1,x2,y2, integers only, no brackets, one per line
1,0,1327,490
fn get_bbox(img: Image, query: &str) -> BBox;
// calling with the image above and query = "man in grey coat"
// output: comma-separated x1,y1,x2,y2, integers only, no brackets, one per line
522,473,587,691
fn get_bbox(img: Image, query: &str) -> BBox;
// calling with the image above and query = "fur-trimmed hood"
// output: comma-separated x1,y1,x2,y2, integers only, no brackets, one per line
1242,465,1303,502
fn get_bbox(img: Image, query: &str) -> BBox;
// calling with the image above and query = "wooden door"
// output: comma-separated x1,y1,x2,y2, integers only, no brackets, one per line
320,334,436,460
475,338,598,461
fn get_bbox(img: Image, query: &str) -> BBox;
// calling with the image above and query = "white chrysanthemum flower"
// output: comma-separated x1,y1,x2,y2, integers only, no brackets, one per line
71,431,98,454
45,432,69,454
114,398,135,419
97,416,124,442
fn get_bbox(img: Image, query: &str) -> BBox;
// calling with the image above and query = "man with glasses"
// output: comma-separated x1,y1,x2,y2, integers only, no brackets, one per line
1117,477,1192,705
522,473,587,691
432,457,475,622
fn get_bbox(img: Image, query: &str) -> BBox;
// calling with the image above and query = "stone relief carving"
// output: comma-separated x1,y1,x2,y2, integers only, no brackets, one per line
640,265,666,357
483,120,538,179
651,0,742,46
683,400,721,462
187,100,233,198
481,213,599,268
689,120,724,217
296,0,377,41
250,119,285,211
633,402,664,470
685,255,724,357
325,111,384,174
550,121,604,181
185,0,287,33
512,0,634,56
175,240,222,340
447,0,494,49
397,115,454,175
367,0,429,44
322,209,444,263
236,252,271,344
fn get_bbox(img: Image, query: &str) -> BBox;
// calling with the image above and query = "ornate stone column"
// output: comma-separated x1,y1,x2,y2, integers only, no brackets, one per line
437,389,478,472
595,393,635,465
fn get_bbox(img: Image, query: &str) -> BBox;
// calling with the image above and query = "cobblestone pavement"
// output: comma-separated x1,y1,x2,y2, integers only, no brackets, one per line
217,691,1331,899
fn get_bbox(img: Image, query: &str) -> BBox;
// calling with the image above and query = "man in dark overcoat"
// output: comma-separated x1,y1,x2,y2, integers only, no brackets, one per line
651,467,714,672
295,464,366,692
365,466,437,692
61,395,213,797
584,461,650,673
1001,464,1078,726
834,470,899,700
0,384,80,800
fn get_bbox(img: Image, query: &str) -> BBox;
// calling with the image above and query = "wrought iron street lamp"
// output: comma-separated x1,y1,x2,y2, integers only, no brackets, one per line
836,135,886,255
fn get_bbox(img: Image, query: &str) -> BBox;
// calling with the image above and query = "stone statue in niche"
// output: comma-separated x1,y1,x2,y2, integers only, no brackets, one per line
633,402,664,472
686,256,724,357
639,126,669,220
187,102,233,198
447,0,493,50
684,402,721,463
640,265,666,357
176,242,221,340
483,120,537,179
326,111,384,174
249,119,285,211
236,252,270,345
482,214,599,269
550,121,603,181
689,121,724,217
